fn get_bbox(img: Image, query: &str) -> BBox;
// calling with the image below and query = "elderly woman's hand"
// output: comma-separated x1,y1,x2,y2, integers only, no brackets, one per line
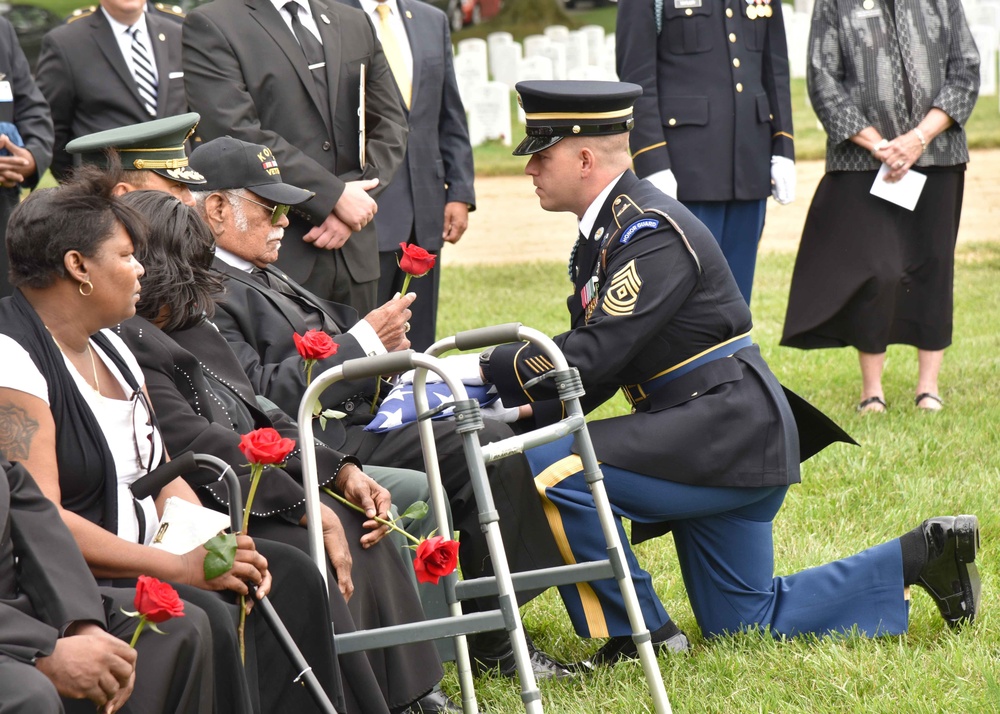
881,130,925,183
336,464,392,548
181,534,271,607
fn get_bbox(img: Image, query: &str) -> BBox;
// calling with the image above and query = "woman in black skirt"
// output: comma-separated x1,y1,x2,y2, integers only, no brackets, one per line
781,0,980,413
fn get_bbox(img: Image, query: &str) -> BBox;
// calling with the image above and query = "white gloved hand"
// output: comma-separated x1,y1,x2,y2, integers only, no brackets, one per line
770,155,796,205
398,353,483,386
481,397,521,423
645,169,678,199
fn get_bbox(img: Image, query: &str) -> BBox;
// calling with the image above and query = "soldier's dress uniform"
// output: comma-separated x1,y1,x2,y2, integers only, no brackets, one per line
484,82,935,643
616,0,794,304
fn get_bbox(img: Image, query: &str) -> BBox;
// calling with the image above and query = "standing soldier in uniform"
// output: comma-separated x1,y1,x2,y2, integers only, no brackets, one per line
616,0,796,304
441,80,981,665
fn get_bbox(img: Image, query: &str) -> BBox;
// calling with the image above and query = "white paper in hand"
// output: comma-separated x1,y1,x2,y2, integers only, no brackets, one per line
149,497,231,555
870,163,926,211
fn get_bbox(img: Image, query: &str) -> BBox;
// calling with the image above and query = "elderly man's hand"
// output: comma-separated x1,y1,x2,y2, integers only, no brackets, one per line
36,624,137,712
336,463,392,548
363,292,415,352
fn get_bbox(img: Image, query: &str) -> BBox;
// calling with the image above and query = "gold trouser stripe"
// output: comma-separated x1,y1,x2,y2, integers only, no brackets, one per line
772,131,794,140
642,331,752,382
631,141,666,159
524,107,633,121
534,455,609,638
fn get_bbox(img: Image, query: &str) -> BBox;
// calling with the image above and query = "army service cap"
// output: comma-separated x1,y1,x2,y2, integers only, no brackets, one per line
189,137,315,206
65,113,205,185
513,80,643,156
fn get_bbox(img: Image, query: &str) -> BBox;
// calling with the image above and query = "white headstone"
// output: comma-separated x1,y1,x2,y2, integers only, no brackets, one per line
523,34,551,58
786,9,810,79
453,51,489,105
487,32,514,80
579,24,606,66
539,41,568,80
516,55,554,83
567,65,616,82
966,2,1000,34
971,24,998,95
544,25,570,44
604,35,618,79
565,31,590,73
492,41,523,88
466,81,513,147
458,37,488,62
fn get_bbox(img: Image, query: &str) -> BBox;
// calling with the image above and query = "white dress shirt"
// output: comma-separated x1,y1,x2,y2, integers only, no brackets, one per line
579,171,626,239
102,8,159,87
270,0,323,43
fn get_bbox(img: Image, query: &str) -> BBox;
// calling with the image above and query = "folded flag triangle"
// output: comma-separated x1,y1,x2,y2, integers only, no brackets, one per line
365,382,499,433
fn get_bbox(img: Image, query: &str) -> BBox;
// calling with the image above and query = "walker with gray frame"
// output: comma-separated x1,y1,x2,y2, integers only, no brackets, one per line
296,324,672,714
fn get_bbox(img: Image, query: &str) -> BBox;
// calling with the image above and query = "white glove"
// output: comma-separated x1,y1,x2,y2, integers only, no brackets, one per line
770,155,796,205
398,353,483,386
481,397,521,423
645,169,678,199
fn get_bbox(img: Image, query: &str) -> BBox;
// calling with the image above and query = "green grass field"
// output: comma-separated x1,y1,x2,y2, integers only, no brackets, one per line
434,243,1000,712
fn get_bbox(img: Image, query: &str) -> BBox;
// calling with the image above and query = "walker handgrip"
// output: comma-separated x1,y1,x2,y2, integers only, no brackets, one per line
453,323,522,351
340,350,416,381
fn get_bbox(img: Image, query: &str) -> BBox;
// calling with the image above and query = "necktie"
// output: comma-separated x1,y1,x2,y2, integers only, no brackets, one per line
374,4,411,109
129,26,158,117
284,1,331,124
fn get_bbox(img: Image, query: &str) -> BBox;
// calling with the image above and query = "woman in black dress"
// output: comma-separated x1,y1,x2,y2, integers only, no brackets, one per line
781,0,980,412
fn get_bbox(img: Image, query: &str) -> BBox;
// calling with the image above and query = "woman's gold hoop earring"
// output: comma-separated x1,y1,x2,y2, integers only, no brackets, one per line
79,280,94,297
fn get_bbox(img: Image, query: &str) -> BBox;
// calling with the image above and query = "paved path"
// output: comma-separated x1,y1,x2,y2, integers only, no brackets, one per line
446,149,1000,266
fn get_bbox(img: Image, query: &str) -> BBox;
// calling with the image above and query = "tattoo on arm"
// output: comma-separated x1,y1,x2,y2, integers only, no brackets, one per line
0,403,40,460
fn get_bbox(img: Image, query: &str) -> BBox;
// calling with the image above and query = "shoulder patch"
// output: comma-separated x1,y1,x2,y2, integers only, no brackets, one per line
602,260,642,317
620,218,659,245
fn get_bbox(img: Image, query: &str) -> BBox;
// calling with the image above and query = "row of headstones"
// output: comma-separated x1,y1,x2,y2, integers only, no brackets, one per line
455,26,619,147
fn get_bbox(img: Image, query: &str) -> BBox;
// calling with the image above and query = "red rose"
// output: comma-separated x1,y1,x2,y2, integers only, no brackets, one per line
412,535,460,585
239,427,296,465
293,330,338,361
399,242,436,277
134,575,185,624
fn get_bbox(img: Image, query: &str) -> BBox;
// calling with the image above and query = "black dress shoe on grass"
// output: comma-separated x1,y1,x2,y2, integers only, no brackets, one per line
916,515,981,628
402,689,461,713
469,636,575,680
584,620,690,668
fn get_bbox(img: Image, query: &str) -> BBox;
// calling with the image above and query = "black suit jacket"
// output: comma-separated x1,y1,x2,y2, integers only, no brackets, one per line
211,259,383,448
36,9,187,182
0,456,106,664
340,0,474,253
617,0,793,202
182,0,408,285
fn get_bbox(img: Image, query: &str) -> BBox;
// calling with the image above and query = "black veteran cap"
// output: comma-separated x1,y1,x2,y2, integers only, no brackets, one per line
513,80,643,156
65,112,205,185
189,137,314,206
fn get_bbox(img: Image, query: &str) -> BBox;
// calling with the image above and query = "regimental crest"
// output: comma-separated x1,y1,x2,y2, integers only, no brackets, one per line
602,260,642,316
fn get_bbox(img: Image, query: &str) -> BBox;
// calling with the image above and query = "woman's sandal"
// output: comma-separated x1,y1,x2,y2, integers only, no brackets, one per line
857,395,888,413
915,392,944,411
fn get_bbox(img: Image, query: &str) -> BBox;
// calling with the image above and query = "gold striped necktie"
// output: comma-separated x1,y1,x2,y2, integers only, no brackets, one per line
374,3,411,109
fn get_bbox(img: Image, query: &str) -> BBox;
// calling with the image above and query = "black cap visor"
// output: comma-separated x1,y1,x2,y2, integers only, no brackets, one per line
513,134,564,156
247,181,315,206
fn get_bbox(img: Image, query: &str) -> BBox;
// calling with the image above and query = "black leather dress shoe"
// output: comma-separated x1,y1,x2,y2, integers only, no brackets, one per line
915,515,981,628
469,637,575,680
402,689,461,713
584,620,690,668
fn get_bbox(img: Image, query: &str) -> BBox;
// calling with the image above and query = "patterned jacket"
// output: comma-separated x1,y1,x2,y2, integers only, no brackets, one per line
808,0,980,171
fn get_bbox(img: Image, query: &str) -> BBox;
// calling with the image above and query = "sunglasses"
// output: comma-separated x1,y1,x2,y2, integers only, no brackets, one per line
226,191,291,225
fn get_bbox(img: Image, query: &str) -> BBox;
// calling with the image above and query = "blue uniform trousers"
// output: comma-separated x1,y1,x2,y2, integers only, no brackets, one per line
684,199,767,306
526,436,909,639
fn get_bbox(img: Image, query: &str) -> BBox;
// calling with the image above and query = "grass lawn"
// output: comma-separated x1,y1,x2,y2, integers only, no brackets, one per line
434,243,1000,712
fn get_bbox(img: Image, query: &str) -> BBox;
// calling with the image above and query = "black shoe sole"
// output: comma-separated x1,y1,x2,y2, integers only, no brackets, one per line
923,515,981,627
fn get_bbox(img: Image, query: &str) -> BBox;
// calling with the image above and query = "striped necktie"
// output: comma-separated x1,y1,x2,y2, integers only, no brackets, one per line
374,4,411,109
129,26,158,117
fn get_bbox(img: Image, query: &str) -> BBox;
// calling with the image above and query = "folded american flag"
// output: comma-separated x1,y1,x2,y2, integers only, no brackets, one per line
365,382,499,433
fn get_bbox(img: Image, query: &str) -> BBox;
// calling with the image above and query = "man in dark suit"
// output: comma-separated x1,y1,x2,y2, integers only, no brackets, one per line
478,80,980,665
188,136,574,682
339,0,475,350
0,455,215,713
182,0,409,315
0,17,53,298
35,0,188,183
616,0,796,305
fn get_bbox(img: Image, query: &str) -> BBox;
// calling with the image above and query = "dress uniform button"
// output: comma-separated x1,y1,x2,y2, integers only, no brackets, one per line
668,118,677,126
726,7,733,17
769,113,774,120
733,58,740,68
685,8,692,14
736,83,743,92
729,32,737,43
322,141,332,151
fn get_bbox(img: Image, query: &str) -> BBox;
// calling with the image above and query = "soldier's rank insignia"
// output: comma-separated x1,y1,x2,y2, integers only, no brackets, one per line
602,260,642,316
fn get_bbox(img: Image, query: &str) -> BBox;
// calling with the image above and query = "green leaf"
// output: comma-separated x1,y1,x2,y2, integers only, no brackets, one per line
401,500,430,522
319,415,328,430
322,409,347,420
203,532,238,581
